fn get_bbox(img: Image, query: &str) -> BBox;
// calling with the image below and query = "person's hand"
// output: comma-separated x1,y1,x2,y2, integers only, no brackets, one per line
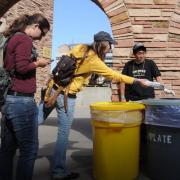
45,96,56,107
34,58,50,68
134,79,150,88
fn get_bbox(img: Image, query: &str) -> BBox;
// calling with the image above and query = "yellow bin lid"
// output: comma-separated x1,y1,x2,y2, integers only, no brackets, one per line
90,102,145,111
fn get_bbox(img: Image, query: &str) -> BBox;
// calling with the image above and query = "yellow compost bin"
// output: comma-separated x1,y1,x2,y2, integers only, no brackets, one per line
90,102,145,180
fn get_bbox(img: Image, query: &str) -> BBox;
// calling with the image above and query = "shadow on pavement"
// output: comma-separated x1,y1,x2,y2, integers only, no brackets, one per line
34,140,93,180
41,117,92,141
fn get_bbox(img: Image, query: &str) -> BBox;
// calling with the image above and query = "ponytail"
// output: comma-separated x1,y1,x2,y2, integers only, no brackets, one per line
4,14,29,37
4,13,50,37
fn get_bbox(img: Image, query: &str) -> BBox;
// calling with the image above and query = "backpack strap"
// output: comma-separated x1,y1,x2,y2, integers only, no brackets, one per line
44,79,64,108
63,85,70,113
0,33,7,67
74,50,88,75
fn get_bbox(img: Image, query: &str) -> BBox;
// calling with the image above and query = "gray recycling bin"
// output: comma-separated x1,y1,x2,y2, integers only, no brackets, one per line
142,99,180,180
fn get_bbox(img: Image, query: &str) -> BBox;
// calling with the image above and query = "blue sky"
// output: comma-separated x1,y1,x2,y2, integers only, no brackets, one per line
52,0,112,61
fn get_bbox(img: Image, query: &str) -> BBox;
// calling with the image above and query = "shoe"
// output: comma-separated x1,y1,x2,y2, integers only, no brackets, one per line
53,172,80,180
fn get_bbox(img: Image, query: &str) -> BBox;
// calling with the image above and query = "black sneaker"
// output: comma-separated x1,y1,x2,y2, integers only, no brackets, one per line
53,172,80,180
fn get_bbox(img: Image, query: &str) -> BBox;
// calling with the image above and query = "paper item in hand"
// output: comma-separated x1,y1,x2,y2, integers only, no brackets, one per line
145,81,164,89
164,88,175,96
43,47,52,59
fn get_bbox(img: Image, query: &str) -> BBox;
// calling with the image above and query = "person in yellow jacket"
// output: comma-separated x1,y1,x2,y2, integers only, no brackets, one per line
38,31,149,180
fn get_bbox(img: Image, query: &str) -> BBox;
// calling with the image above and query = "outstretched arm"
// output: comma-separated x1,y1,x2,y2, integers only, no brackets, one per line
119,82,126,102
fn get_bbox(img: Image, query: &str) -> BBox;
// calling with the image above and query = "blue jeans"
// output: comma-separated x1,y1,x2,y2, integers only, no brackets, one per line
0,95,38,180
38,94,76,177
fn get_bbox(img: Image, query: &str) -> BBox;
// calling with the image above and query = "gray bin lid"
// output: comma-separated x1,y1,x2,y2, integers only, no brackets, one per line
143,98,180,106
143,98,180,127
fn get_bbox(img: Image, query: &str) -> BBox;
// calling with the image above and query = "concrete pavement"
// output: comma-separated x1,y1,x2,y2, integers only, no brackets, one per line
1,106,151,180
33,117,93,180
32,113,150,180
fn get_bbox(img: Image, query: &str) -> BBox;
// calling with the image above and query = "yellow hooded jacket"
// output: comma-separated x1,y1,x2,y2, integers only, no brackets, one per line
66,44,134,95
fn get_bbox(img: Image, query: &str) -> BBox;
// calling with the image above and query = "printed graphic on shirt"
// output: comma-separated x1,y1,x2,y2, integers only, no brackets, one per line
132,69,146,77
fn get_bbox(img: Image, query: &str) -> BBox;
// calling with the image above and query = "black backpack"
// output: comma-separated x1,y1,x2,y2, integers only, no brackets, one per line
43,52,88,112
52,51,88,87
52,54,77,87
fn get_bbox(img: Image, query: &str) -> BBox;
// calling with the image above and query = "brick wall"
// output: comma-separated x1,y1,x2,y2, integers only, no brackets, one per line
1,0,53,102
97,0,180,101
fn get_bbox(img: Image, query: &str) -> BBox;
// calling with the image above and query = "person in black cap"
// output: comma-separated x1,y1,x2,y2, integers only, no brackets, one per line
38,32,151,180
119,43,162,101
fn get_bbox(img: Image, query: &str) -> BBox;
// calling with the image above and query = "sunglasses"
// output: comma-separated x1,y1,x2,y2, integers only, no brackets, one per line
38,25,46,37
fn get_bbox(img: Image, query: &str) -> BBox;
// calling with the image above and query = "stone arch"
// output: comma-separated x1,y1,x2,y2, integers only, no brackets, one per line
0,0,21,17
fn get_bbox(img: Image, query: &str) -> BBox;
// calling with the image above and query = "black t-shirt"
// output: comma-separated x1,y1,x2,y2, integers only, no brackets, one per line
122,59,161,101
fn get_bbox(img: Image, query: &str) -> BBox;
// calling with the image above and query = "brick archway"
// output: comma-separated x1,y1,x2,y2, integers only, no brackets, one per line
0,0,21,17
95,0,180,100
1,0,180,100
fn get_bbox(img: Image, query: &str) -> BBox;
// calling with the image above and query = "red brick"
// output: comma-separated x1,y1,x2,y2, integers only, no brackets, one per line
116,39,134,48
167,42,180,48
112,21,132,31
135,17,169,21
134,39,152,42
172,86,180,90
126,4,176,9
101,0,117,9
169,21,180,29
143,27,168,33
172,80,180,85
107,6,127,17
157,64,180,67
169,27,180,35
160,67,180,70
113,27,132,35
154,0,177,5
110,12,129,24
144,42,167,48
131,20,152,25
134,34,153,38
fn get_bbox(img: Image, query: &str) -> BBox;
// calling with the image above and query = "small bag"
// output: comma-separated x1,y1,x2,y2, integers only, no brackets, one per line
41,87,47,102
44,52,88,111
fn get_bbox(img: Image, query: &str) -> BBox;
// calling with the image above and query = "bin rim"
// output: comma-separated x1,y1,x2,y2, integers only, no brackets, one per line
91,120,141,128
143,98,180,106
90,102,145,111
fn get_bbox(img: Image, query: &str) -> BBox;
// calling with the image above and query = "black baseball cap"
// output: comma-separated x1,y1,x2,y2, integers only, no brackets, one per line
133,43,146,54
94,31,118,45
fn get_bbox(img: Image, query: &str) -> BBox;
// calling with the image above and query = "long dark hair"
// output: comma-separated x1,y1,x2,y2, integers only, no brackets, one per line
87,41,110,60
4,13,50,37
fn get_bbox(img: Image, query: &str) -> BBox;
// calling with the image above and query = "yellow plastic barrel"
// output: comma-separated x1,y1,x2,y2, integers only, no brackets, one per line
90,102,145,180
